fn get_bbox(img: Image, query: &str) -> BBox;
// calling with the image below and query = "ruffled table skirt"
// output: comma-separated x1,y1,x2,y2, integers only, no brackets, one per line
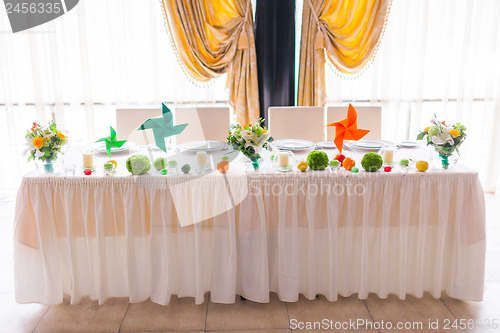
13,172,486,305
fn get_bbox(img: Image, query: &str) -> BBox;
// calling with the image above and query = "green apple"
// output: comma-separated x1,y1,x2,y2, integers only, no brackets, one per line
154,157,167,170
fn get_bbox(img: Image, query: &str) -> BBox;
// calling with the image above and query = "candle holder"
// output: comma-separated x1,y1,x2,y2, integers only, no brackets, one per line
378,145,398,166
82,151,95,170
276,150,295,172
168,160,178,175
329,160,341,173
196,151,208,175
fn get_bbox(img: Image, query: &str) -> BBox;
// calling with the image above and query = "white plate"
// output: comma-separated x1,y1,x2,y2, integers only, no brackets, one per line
95,141,134,153
350,139,392,149
273,139,315,151
398,140,418,148
317,141,337,149
179,140,224,152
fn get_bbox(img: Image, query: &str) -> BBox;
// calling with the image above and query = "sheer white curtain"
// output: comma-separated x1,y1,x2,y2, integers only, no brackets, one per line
325,0,500,192
0,0,229,196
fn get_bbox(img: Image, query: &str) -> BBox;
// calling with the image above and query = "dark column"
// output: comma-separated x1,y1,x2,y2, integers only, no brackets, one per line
254,0,295,125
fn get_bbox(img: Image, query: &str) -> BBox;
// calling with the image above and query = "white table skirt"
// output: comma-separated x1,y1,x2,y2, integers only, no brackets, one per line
13,168,486,305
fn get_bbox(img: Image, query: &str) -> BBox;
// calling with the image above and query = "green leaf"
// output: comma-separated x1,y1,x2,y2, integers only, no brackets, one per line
416,132,425,140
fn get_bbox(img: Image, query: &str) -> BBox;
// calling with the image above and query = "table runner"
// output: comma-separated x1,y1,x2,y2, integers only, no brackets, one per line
13,147,486,304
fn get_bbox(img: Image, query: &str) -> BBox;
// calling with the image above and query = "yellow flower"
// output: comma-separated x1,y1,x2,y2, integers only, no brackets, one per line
32,137,44,149
423,127,430,133
57,132,66,140
263,129,268,133
449,129,460,138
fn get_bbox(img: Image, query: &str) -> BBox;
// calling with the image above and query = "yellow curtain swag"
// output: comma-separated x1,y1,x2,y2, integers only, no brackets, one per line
298,0,392,106
160,0,260,125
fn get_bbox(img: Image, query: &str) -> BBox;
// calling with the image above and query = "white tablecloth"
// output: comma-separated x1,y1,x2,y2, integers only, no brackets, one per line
13,146,486,304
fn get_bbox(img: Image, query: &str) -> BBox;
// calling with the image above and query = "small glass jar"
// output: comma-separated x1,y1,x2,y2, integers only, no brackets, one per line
276,150,295,172
398,158,411,172
378,145,398,166
329,160,341,173
103,162,115,176
196,151,208,174
168,160,178,175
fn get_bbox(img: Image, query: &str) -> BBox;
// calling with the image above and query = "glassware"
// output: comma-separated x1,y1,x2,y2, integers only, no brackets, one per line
63,163,76,176
196,151,208,174
82,151,94,170
430,150,459,170
378,145,398,166
398,158,411,172
329,160,341,173
276,150,294,172
103,162,115,176
168,160,178,175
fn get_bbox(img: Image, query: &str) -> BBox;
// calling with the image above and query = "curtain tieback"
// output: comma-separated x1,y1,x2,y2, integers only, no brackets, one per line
238,0,252,49
306,0,326,50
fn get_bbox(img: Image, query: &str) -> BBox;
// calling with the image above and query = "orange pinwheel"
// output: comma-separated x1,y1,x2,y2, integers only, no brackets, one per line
327,104,370,152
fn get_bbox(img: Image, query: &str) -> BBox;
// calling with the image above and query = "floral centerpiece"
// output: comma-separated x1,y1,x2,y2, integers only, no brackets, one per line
227,119,272,170
26,122,68,171
416,116,466,169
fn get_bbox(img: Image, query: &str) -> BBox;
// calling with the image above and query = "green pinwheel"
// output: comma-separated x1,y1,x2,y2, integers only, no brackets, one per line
137,103,188,153
96,126,127,157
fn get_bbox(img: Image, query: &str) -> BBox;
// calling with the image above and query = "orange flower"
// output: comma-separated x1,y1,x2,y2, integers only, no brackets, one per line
423,127,430,133
449,129,460,138
263,129,268,133
57,132,66,140
32,137,44,149
31,122,39,131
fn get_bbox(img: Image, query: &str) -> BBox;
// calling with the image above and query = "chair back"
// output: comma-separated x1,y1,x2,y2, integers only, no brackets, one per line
268,106,326,142
116,108,159,145
174,107,231,144
326,106,382,140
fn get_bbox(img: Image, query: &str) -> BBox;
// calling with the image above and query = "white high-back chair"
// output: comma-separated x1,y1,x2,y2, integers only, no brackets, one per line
116,108,160,145
326,106,382,140
174,107,231,144
268,106,326,142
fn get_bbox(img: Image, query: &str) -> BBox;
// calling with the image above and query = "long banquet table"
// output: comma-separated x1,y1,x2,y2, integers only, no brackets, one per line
13,144,486,305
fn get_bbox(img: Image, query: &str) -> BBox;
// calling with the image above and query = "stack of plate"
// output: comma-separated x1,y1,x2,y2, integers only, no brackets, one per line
178,140,225,152
346,139,392,150
272,139,315,151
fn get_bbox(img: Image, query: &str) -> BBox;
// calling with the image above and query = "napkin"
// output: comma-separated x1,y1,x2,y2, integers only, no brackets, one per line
137,103,188,153
327,104,370,152
96,126,127,157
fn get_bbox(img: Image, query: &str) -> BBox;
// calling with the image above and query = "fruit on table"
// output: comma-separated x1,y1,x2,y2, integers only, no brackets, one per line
103,162,114,171
126,154,151,175
416,160,429,172
334,153,346,166
343,157,355,171
384,166,392,172
154,157,167,170
160,169,167,175
217,160,230,173
107,160,118,169
181,164,191,174
297,160,308,172
361,153,383,172
306,151,329,170
351,167,359,173
84,169,92,175
330,160,340,167
399,159,409,167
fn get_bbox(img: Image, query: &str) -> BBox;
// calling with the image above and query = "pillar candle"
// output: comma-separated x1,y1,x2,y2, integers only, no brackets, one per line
197,151,207,165
383,149,394,164
279,152,289,168
83,152,93,169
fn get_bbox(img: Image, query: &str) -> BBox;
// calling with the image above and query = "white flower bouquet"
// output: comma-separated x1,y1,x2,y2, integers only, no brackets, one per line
227,118,273,161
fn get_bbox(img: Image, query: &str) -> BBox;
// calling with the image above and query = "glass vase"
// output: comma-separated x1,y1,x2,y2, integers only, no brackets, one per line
250,158,260,171
37,158,60,174
431,150,459,170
